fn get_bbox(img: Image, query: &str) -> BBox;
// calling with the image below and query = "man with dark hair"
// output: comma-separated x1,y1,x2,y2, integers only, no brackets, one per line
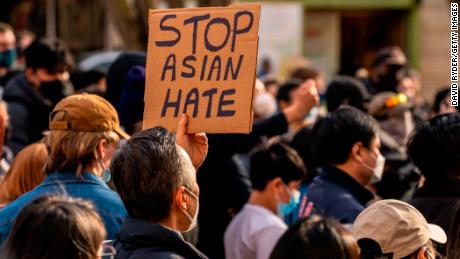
276,79,319,134
276,79,302,110
362,46,407,95
3,37,74,153
325,75,370,112
224,141,306,259
112,114,209,258
432,87,458,116
307,106,382,223
409,113,460,258
0,22,16,87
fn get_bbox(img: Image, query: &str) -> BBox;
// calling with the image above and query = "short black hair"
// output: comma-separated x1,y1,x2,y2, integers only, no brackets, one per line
276,79,302,103
432,87,450,113
408,112,460,179
326,76,370,112
313,106,379,166
111,127,191,221
25,37,74,73
250,141,306,191
270,216,359,259
371,46,406,68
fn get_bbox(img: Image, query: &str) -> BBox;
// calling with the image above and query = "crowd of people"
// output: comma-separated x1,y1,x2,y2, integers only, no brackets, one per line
0,19,459,259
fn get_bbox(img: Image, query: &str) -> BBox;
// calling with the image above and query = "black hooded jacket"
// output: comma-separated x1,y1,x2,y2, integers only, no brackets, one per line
114,218,208,259
3,73,52,153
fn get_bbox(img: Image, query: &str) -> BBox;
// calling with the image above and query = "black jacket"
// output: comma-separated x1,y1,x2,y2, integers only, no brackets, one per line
410,178,460,259
306,166,374,224
3,73,52,154
114,218,208,259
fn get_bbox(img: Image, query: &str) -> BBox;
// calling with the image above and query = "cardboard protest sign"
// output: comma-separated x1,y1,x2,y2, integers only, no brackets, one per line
143,3,261,133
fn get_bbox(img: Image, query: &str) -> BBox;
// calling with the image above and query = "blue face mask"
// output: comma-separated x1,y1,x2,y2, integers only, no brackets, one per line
102,168,111,183
277,185,301,217
0,49,16,68
99,159,111,183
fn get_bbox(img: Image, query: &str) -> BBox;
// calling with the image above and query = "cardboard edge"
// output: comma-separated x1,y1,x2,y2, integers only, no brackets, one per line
148,3,261,26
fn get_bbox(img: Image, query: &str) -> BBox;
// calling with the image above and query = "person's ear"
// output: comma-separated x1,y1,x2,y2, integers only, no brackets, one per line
25,68,39,87
175,187,188,210
96,139,107,160
351,142,364,163
416,247,427,259
271,177,283,189
278,101,288,110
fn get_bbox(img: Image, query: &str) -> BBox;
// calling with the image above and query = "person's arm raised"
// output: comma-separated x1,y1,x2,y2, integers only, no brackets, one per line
282,79,319,124
176,114,209,170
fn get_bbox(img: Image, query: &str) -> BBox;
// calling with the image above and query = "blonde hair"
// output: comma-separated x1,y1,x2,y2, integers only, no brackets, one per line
45,130,119,175
0,142,48,205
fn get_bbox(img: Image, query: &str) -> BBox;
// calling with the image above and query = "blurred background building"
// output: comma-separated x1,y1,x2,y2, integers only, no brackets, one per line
0,0,451,101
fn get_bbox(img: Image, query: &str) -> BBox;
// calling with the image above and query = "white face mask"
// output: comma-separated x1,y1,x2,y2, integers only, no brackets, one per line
360,151,386,184
181,187,199,232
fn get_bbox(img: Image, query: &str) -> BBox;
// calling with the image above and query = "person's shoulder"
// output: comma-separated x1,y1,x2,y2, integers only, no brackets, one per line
235,205,285,233
0,189,43,238
120,247,186,259
308,179,364,217
93,187,125,207
0,188,42,220
3,73,28,99
310,181,363,207
308,175,349,196
82,187,127,215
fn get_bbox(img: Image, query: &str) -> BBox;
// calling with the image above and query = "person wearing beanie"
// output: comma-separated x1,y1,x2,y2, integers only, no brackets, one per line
106,51,146,108
0,93,129,243
118,66,145,135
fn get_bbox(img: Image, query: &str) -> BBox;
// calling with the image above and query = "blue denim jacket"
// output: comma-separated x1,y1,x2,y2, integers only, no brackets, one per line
0,172,128,243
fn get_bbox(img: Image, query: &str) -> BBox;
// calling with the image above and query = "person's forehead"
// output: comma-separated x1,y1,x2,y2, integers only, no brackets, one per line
371,135,381,148
0,30,16,43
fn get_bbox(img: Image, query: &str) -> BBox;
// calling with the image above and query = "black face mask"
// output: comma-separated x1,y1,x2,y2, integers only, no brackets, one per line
39,80,66,105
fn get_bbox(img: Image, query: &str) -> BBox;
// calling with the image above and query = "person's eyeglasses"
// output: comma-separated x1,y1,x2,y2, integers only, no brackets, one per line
100,240,116,259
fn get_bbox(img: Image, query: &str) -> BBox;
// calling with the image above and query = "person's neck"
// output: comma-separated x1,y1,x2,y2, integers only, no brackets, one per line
83,164,102,177
157,213,180,232
158,218,179,231
289,120,304,132
334,163,368,186
370,72,380,85
248,190,277,214
0,68,7,77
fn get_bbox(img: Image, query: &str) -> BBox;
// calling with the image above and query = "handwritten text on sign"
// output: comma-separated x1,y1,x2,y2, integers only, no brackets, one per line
143,4,261,133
